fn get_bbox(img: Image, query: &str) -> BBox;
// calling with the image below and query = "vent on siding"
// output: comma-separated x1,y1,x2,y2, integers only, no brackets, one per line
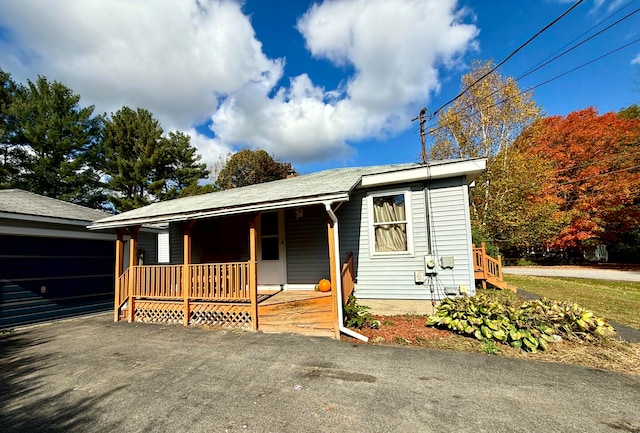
157,232,170,263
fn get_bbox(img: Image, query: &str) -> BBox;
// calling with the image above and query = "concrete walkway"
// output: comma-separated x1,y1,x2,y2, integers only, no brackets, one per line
503,265,640,282
1,314,639,433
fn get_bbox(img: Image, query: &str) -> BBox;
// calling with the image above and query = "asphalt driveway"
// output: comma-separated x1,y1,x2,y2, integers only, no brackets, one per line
1,314,639,433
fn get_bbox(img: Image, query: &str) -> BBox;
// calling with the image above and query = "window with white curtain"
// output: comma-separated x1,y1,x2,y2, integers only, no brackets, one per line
368,191,412,255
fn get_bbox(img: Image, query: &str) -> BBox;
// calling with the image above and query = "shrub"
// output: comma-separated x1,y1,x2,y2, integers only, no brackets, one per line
426,294,615,352
344,295,380,329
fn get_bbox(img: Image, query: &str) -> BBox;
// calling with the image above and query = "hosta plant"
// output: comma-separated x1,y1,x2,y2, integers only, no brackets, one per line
344,295,380,329
426,293,615,352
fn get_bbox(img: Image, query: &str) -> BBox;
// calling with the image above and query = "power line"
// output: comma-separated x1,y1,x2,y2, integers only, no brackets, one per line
526,36,640,91
516,6,640,82
526,0,638,73
423,36,640,137
430,0,585,118
425,1,639,134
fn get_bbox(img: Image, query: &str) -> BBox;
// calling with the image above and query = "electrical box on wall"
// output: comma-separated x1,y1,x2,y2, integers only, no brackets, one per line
444,286,459,296
440,256,454,269
424,255,437,275
414,271,426,283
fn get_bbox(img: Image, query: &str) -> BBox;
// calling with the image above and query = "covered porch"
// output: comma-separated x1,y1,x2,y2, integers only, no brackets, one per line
111,213,356,339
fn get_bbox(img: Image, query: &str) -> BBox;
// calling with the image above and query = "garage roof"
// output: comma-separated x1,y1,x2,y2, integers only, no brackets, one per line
0,189,109,224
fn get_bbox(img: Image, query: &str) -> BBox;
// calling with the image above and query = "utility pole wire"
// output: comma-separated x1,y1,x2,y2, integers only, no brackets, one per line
430,0,585,118
517,6,640,82
422,36,640,137
411,108,428,164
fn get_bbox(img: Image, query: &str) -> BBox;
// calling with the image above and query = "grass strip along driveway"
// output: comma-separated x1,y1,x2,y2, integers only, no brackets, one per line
505,275,640,330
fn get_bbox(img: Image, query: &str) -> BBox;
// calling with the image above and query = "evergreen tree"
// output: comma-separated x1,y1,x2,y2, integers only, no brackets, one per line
0,68,22,188
7,74,105,207
100,107,210,211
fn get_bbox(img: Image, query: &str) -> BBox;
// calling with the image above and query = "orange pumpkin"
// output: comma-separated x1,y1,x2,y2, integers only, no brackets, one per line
318,278,332,292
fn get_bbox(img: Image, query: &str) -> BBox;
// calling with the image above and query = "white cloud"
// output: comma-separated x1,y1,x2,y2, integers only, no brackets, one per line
0,0,282,130
632,53,640,65
0,0,478,167
185,129,232,177
213,0,478,163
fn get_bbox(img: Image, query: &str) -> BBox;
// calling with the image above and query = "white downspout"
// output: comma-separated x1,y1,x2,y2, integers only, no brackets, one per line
325,202,369,342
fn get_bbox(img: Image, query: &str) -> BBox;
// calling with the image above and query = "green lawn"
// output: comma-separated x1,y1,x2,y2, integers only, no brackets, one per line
505,275,640,330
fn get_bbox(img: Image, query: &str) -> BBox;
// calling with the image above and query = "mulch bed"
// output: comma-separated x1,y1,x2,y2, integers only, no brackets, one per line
341,314,640,376
343,315,454,346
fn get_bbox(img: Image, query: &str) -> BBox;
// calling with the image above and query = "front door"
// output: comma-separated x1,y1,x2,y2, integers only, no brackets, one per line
257,210,286,287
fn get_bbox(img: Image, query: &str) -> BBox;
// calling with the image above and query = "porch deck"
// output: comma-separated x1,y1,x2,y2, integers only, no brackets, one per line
114,243,353,339
118,289,334,337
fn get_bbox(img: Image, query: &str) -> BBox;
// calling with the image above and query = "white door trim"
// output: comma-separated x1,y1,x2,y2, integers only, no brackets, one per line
257,210,286,288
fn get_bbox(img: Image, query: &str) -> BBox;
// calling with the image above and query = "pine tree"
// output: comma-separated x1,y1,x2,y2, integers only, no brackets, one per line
100,107,211,211
8,75,105,207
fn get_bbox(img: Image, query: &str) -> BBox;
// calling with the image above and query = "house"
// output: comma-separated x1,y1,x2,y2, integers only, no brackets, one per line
88,158,487,339
0,189,161,329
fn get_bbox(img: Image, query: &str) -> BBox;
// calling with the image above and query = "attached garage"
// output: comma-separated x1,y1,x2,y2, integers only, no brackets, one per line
1,190,117,329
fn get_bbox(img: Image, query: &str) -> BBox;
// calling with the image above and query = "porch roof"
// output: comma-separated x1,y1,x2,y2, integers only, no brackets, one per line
88,158,486,230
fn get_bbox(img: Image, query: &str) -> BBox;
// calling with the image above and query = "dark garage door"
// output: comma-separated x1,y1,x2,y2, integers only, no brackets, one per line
0,234,114,329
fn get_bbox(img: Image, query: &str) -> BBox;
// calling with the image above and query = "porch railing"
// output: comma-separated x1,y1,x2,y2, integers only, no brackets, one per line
115,261,254,323
341,252,355,303
472,243,514,291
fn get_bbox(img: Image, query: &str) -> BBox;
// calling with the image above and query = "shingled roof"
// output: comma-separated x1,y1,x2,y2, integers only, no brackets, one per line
89,159,486,230
0,189,109,223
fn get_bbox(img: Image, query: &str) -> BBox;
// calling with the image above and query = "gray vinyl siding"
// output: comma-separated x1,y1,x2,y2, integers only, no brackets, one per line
136,232,158,265
168,216,251,265
169,222,184,264
285,205,330,284
338,177,474,300
427,177,475,297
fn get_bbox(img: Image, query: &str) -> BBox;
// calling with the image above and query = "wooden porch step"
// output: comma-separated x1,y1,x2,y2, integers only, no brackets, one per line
258,295,334,338
484,276,518,292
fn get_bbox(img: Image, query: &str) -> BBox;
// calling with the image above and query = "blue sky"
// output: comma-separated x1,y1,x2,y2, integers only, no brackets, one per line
1,0,639,175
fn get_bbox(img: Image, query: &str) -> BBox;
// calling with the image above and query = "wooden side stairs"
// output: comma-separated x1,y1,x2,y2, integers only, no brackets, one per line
473,243,517,292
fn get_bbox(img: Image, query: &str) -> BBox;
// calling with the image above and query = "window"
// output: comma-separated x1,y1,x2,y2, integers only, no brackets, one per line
260,212,280,260
369,191,412,255
157,232,170,263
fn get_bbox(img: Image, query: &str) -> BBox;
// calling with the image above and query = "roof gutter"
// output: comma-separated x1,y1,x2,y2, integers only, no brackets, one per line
324,202,368,342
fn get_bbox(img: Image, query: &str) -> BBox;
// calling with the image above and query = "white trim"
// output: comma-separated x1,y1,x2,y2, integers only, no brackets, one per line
366,189,414,258
0,211,101,227
461,181,476,295
0,225,116,240
359,159,486,189
257,210,287,286
284,284,317,291
88,193,350,230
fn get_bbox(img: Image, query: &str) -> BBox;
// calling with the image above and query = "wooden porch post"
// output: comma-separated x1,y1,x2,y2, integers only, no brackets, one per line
481,242,488,290
127,225,141,323
249,214,259,331
183,221,195,326
327,216,340,339
114,229,125,322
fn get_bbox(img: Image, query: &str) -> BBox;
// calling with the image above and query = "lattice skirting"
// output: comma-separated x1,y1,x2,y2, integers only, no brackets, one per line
190,303,252,328
134,301,184,324
132,301,253,329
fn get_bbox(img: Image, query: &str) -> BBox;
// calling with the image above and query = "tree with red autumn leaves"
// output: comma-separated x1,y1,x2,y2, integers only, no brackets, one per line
522,107,640,250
